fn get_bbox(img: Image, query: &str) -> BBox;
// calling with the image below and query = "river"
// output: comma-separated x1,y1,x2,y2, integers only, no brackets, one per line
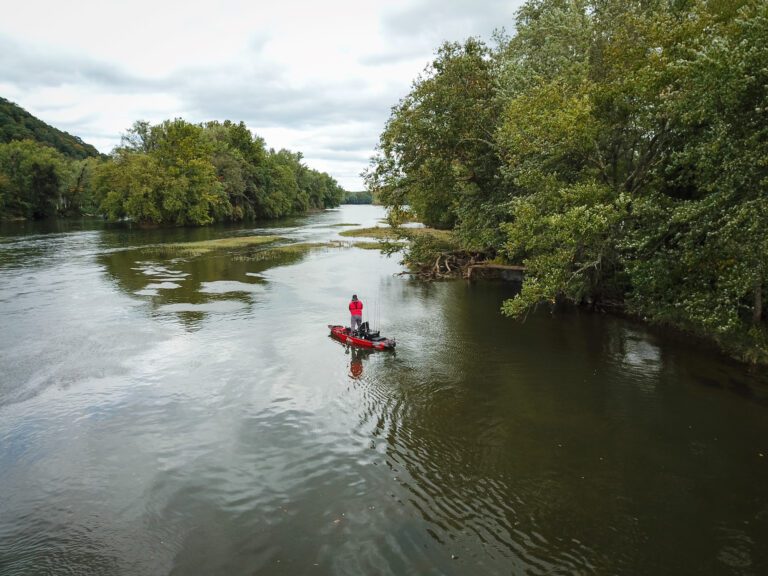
1,205,767,575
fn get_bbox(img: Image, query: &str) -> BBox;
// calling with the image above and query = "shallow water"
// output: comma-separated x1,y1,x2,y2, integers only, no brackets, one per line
1,205,767,575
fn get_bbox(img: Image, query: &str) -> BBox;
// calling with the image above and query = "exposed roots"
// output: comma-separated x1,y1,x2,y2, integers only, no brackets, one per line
409,251,488,280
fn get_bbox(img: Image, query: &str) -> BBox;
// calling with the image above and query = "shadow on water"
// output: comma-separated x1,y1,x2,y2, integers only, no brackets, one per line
0,217,110,239
345,281,768,574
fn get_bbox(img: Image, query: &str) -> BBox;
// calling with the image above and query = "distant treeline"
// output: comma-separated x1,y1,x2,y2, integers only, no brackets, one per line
342,190,374,204
366,0,768,362
0,117,345,224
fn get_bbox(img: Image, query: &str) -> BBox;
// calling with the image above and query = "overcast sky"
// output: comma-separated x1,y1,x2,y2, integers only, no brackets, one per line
1,0,524,189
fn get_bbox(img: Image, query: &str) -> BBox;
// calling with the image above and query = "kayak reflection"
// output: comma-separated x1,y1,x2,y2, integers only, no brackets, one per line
347,346,373,380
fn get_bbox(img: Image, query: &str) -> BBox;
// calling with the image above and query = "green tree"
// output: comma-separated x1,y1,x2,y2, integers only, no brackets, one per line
369,0,766,360
0,140,69,219
496,0,691,313
0,115,344,225
623,0,768,357
61,157,103,216
98,119,230,225
365,38,505,235
95,152,165,222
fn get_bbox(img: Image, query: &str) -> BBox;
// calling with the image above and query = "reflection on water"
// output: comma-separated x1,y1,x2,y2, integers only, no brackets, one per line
1,206,767,575
97,240,316,330
342,345,375,380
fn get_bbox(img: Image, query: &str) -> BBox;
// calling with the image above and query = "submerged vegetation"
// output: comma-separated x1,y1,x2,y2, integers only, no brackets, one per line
142,235,283,257
338,226,398,240
0,116,345,224
140,237,374,264
366,0,768,362
238,242,337,262
353,240,402,250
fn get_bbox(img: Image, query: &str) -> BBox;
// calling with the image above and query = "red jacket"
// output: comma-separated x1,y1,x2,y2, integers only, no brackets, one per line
349,300,363,316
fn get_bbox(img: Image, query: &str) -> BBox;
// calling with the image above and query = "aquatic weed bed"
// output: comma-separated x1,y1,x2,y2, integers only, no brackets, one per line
141,235,283,257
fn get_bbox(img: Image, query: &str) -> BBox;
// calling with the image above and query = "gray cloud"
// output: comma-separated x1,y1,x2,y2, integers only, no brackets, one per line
0,0,524,189
320,135,380,153
44,113,101,131
177,67,400,131
0,35,163,91
0,31,393,143
248,31,271,54
358,44,432,67
381,0,518,42
310,148,372,162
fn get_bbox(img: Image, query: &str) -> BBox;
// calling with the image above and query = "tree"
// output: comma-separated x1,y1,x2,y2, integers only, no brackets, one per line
623,0,768,356
95,152,165,223
61,157,102,216
0,140,69,219
367,0,766,360
365,38,505,234
1,115,345,224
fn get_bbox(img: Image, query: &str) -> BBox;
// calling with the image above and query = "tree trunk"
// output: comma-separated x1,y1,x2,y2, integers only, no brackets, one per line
754,281,763,324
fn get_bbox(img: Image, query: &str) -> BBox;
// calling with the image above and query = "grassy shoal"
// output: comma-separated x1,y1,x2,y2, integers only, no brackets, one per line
142,235,283,256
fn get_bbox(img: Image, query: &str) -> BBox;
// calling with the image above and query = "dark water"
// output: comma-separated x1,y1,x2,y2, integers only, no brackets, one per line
1,206,767,575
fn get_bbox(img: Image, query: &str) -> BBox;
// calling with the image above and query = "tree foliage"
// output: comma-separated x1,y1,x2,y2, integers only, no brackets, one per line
368,0,768,361
0,140,69,219
0,116,346,225
342,190,374,204
364,38,509,239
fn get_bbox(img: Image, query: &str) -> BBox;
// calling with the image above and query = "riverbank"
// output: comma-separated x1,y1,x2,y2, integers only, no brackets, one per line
341,224,768,367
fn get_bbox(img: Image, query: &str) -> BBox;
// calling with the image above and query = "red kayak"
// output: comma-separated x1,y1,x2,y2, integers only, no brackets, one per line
328,324,396,351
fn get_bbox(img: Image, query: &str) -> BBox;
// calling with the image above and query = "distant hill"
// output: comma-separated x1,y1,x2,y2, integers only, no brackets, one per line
0,97,101,159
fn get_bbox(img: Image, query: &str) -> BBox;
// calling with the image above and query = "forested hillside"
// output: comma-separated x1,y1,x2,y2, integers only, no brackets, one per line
0,97,101,159
366,0,768,362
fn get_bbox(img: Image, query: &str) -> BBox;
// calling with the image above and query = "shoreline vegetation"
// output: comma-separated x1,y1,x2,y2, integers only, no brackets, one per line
0,115,346,225
2,1,766,365
364,0,768,364
339,225,466,274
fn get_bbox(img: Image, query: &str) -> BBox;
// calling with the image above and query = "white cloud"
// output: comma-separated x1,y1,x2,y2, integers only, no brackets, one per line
0,0,524,189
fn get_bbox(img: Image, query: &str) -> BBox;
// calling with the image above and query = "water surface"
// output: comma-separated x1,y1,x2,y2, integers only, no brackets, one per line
1,206,767,575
